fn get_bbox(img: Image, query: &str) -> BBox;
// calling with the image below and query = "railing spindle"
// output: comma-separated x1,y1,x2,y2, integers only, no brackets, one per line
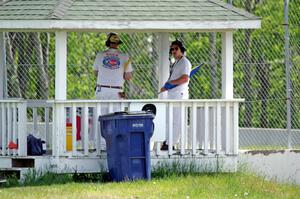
204,103,209,155
180,102,185,155
12,103,17,156
216,102,221,154
7,103,11,155
1,103,6,156
83,104,89,156
33,107,38,135
95,103,102,155
192,102,197,155
45,107,50,151
72,104,77,156
233,102,239,155
225,103,230,154
168,102,173,155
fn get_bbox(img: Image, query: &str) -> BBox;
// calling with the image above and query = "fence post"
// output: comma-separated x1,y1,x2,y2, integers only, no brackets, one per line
284,0,292,149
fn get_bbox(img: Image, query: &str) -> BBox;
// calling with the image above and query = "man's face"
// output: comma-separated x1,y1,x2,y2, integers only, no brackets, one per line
170,45,182,58
109,34,121,48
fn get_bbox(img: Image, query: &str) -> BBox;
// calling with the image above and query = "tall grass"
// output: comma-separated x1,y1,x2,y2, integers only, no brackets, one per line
152,160,217,178
0,169,73,188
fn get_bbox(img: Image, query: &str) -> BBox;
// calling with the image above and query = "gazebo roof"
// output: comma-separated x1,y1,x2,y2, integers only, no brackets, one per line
0,0,260,31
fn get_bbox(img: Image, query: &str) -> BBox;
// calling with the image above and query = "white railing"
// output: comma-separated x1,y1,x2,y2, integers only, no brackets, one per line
0,99,27,156
26,100,53,153
52,99,242,157
0,99,243,158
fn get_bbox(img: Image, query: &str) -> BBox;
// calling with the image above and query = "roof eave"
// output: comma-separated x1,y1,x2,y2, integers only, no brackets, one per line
0,20,261,32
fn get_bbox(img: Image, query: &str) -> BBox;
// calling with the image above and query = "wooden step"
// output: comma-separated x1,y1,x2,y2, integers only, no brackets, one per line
0,168,22,181
12,158,35,168
0,168,32,182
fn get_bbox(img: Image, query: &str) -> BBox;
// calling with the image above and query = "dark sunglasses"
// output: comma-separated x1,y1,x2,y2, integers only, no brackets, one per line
170,47,179,52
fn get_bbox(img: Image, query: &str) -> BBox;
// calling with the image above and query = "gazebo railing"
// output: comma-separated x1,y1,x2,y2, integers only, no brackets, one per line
0,99,27,156
0,99,243,158
52,99,242,157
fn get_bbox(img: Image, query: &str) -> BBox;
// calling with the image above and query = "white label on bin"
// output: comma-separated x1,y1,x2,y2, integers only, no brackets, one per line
42,142,46,150
132,123,144,128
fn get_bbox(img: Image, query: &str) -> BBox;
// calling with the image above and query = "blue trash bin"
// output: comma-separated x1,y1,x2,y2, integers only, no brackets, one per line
99,111,154,182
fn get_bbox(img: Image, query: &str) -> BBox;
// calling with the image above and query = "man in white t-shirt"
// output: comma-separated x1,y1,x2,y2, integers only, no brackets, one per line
93,33,133,150
93,32,133,100
160,40,192,150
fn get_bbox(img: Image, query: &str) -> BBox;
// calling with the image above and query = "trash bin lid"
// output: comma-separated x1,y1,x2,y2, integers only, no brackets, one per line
99,111,154,121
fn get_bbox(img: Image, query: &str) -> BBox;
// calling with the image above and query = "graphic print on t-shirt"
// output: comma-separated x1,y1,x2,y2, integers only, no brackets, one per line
102,54,121,70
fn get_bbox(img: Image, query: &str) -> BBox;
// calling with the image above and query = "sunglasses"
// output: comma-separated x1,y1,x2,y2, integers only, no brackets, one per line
170,47,179,52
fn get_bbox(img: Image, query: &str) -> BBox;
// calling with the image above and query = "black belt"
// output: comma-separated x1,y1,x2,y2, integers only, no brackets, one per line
97,84,122,89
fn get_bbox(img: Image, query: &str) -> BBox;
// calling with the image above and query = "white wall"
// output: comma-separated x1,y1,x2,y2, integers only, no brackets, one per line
239,151,300,186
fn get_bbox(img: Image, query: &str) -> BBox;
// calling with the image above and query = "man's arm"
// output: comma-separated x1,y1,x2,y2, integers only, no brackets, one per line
160,74,188,92
124,72,132,80
169,74,189,85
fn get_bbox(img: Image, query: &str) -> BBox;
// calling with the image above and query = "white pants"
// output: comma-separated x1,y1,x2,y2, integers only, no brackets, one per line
95,87,123,150
166,91,188,145
95,87,122,100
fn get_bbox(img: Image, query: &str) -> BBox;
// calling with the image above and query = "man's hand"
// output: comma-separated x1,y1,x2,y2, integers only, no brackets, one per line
94,70,98,77
159,82,175,93
124,72,132,80
160,87,167,92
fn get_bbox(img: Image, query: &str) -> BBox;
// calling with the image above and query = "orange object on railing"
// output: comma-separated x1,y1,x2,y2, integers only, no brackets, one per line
66,116,81,151
8,141,18,149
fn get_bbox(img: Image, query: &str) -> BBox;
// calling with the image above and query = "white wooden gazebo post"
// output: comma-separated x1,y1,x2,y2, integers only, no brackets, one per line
221,31,238,154
55,31,67,100
53,31,67,157
158,33,170,99
221,31,234,99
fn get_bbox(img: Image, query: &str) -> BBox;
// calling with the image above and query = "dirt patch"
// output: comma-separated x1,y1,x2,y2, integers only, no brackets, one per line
243,150,285,156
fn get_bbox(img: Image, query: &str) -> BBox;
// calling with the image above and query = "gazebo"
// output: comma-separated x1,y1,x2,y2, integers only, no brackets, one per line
0,0,260,177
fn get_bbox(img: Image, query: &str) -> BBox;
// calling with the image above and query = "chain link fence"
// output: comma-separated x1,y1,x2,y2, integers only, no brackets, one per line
2,0,300,150
230,0,300,149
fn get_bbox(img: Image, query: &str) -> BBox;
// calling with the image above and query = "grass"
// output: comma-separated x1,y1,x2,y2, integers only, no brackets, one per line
0,170,300,198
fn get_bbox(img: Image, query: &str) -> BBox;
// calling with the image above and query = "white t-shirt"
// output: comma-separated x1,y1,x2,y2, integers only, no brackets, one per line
168,56,192,94
93,48,133,87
